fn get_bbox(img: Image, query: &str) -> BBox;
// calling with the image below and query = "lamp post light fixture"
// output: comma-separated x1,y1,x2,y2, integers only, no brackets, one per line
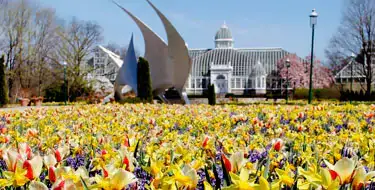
350,53,356,104
286,58,290,104
308,9,318,104
62,61,67,106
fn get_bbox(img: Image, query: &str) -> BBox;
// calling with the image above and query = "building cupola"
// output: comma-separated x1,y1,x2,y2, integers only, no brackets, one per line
215,22,234,49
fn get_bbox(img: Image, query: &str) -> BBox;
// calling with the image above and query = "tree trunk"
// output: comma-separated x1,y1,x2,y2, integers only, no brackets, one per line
366,53,372,97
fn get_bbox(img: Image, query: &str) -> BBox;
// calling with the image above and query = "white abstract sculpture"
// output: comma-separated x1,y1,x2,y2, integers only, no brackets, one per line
114,34,138,100
112,0,191,104
112,1,172,96
146,0,192,95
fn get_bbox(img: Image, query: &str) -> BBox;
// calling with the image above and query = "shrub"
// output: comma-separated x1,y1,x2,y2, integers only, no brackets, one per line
0,55,8,107
293,89,309,99
117,97,143,104
44,81,93,102
44,82,65,102
293,88,340,100
225,93,235,98
137,57,153,103
208,84,216,105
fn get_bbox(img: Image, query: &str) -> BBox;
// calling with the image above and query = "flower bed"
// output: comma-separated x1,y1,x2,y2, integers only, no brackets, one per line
0,103,374,189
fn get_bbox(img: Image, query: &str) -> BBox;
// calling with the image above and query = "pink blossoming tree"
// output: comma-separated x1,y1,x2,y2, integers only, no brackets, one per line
277,54,334,89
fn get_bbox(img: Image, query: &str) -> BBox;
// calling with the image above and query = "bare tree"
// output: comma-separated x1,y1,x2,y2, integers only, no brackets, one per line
0,0,34,100
56,17,103,100
0,0,104,101
31,8,60,96
326,0,375,96
105,43,127,59
105,42,142,60
0,0,65,99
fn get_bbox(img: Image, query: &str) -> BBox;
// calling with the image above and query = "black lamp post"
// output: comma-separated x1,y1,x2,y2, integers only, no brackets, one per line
350,53,356,104
286,58,290,104
308,9,318,104
62,61,67,106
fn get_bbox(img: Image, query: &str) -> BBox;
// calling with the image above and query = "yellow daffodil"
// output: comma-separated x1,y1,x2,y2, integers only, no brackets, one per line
2,166,29,187
299,165,340,189
273,167,295,188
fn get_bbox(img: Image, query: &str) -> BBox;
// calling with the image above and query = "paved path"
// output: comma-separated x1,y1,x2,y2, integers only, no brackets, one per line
0,106,62,112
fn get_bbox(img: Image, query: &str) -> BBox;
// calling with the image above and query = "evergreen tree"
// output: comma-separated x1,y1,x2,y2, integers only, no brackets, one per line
0,55,8,107
137,57,153,103
208,84,216,105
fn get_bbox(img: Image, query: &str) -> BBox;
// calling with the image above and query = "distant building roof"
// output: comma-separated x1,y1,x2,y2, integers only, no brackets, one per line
189,48,290,77
215,23,233,40
98,46,123,68
250,61,267,77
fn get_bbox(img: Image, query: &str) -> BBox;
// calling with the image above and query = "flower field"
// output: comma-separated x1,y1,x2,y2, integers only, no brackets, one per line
0,103,375,189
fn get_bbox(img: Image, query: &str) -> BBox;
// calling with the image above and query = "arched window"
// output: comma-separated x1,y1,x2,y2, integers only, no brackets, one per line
217,75,225,80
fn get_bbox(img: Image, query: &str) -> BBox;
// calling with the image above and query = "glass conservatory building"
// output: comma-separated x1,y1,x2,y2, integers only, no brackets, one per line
186,23,295,95
90,23,299,95
88,46,123,83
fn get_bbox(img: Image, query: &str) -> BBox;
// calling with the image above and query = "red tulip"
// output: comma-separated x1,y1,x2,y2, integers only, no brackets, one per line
54,149,62,162
103,168,109,178
23,161,34,180
124,135,130,147
49,166,57,182
273,139,283,151
202,136,209,148
22,156,43,180
329,170,339,180
123,156,130,171
221,154,232,172
53,180,65,190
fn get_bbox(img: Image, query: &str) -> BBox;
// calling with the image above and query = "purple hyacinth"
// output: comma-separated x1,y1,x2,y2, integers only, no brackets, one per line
261,150,268,159
320,161,327,168
265,144,272,151
215,143,223,152
39,171,46,181
134,166,152,189
248,150,261,163
229,112,236,117
197,169,205,190
66,154,86,170
365,166,370,173
0,159,7,171
366,180,375,190
341,147,355,158
214,164,224,188
215,152,222,161
335,125,343,132
88,163,101,177
260,127,267,134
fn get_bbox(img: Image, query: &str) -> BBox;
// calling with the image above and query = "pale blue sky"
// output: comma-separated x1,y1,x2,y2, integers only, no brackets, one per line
37,0,344,61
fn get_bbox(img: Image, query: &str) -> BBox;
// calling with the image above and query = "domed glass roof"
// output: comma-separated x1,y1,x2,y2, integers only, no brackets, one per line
250,61,267,77
215,23,233,40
